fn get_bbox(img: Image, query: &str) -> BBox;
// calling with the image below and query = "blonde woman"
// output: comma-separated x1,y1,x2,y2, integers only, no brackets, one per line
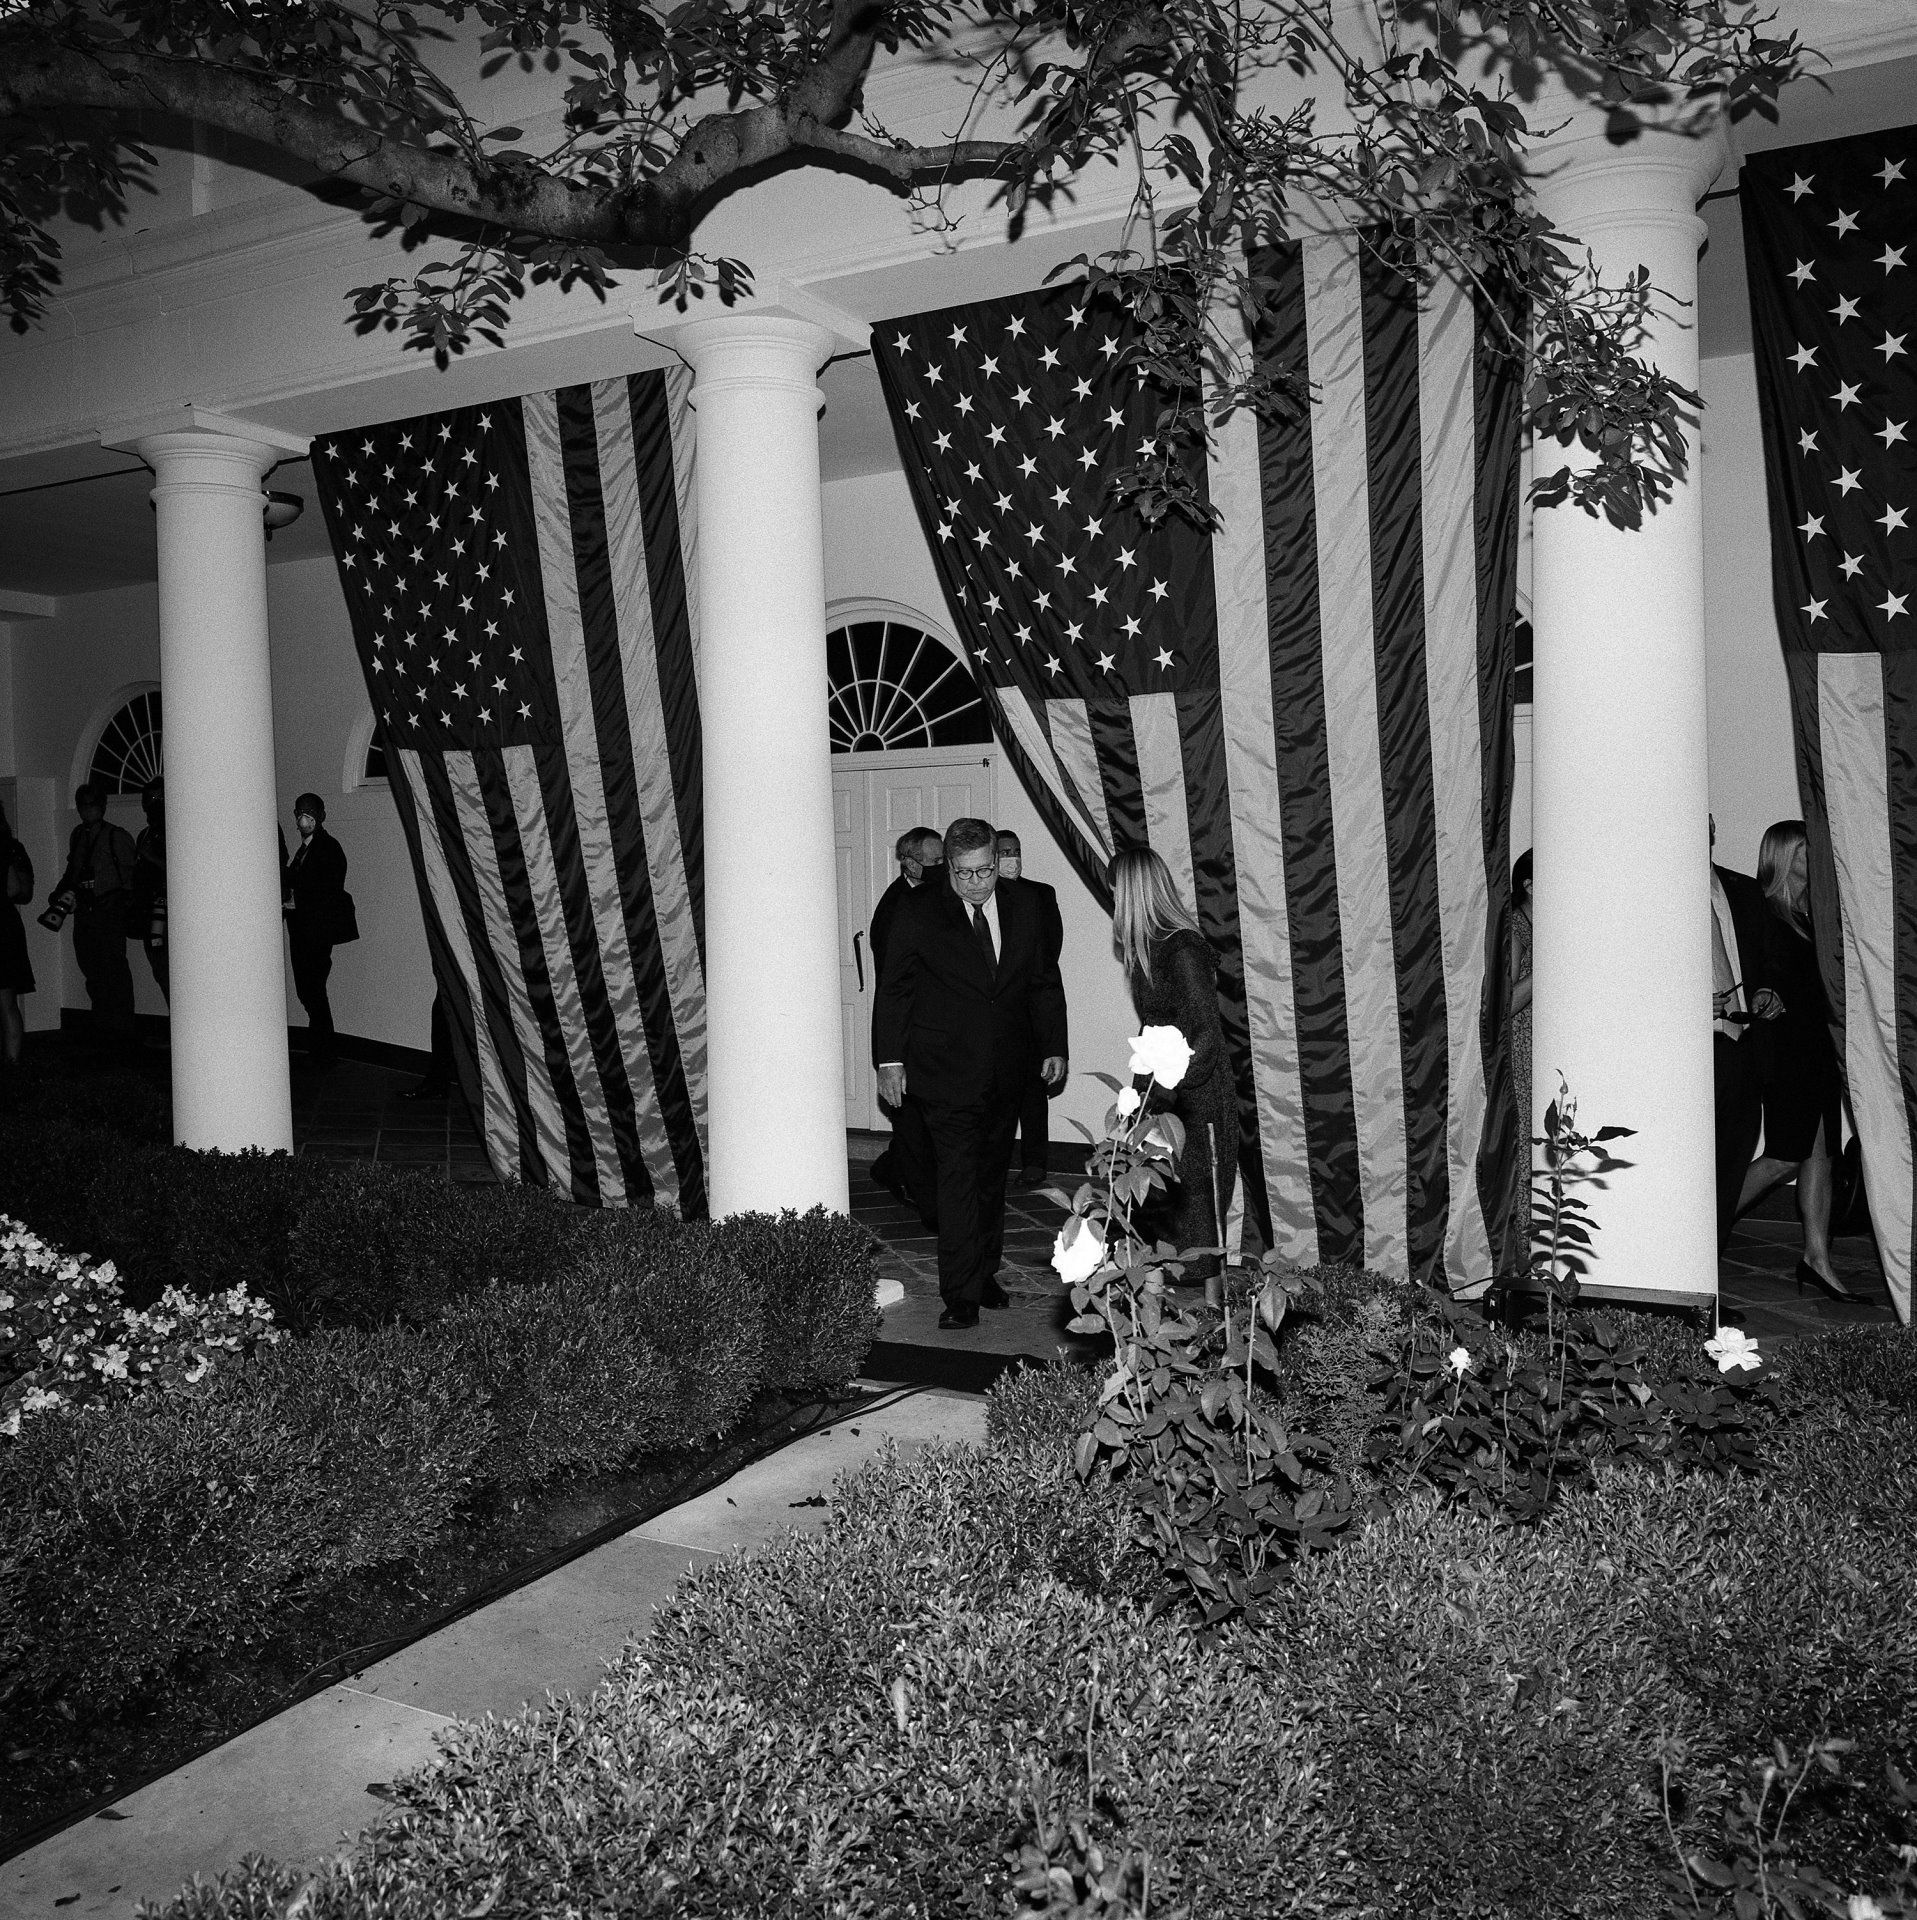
1111,848,1237,1279
1737,819,1852,1300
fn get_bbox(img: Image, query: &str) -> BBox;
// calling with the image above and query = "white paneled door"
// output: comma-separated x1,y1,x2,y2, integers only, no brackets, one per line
832,747,997,1131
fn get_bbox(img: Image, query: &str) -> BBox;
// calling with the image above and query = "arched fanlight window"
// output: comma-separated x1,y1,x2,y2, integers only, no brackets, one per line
365,737,389,783
826,619,991,754
88,689,163,794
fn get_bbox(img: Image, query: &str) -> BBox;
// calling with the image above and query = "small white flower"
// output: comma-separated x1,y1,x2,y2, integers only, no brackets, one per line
1051,1216,1107,1286
1128,1024,1195,1091
1847,1897,1887,1920
1114,1086,1142,1118
1446,1345,1473,1378
1704,1326,1764,1375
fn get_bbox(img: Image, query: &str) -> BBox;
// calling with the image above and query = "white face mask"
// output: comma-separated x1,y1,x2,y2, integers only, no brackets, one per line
998,855,1021,879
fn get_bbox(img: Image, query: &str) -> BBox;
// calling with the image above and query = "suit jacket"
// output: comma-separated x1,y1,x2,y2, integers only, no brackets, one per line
872,879,1068,1107
870,872,930,982
1000,874,1063,970
285,828,349,943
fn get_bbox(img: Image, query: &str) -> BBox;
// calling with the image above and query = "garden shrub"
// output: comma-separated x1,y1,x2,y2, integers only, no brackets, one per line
444,1238,760,1489
984,1358,1100,1459
0,1325,491,1711
0,1116,123,1254
138,1377,1917,1920
710,1206,881,1395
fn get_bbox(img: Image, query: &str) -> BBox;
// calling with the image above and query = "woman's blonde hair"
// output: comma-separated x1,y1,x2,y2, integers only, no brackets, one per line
1110,847,1201,990
1756,818,1809,934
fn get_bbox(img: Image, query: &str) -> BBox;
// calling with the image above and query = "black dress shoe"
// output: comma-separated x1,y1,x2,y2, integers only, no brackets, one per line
979,1279,1011,1310
398,1079,449,1102
1017,1168,1051,1189
938,1304,980,1330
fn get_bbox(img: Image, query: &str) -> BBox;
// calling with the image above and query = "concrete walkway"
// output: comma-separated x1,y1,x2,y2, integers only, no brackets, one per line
5,1385,987,1918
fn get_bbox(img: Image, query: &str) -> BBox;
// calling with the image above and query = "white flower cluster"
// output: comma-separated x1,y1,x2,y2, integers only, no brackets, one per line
0,1217,281,1436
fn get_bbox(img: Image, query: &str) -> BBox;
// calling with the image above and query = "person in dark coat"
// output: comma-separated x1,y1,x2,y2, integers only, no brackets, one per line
997,829,1064,1187
53,784,138,1046
1732,819,1853,1298
1110,847,1237,1282
873,818,1068,1329
0,802,35,1067
1711,815,1785,1253
869,826,944,1225
283,791,349,1066
130,777,169,1002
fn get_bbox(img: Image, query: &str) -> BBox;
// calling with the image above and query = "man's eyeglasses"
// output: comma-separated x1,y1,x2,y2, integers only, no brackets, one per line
949,861,997,883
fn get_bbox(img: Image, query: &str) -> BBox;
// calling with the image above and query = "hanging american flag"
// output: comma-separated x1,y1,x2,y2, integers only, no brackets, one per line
311,373,708,1213
1744,124,1917,1324
875,237,1522,1288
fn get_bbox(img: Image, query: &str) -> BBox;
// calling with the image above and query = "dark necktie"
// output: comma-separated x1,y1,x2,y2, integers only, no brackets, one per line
971,903,996,980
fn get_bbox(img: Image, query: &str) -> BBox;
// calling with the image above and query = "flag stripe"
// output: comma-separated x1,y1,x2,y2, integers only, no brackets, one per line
1130,691,1197,904
1421,274,1496,1282
449,748,581,1190
1087,699,1148,854
1819,652,1913,1320
405,746,537,1177
1361,243,1449,1284
596,377,709,1205
1471,280,1523,1271
1212,294,1317,1262
522,389,682,1206
1045,697,1116,855
499,743,628,1204
556,385,701,1206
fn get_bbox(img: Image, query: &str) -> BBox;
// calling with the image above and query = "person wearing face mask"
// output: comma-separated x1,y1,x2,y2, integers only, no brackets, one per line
996,830,1064,1187
130,778,169,1002
51,783,139,1048
282,792,352,1067
869,826,944,1225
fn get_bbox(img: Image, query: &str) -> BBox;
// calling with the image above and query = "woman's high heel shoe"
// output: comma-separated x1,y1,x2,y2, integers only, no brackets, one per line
1796,1259,1857,1303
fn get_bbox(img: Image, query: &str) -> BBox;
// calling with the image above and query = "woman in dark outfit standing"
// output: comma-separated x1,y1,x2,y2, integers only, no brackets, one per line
1736,819,1852,1299
1110,848,1238,1280
283,792,350,1067
0,804,35,1068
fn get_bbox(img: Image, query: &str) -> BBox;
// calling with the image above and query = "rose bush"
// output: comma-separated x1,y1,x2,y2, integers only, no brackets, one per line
0,1216,280,1435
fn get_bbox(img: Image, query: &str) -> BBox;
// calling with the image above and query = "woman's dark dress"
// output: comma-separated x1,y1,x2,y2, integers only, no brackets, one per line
1761,910,1842,1162
0,831,34,995
1132,928,1238,1273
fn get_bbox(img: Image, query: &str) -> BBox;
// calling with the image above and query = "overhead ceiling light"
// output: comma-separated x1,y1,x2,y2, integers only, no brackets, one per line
263,490,303,537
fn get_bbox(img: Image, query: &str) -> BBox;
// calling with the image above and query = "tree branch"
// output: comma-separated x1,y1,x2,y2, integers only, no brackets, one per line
0,38,1020,252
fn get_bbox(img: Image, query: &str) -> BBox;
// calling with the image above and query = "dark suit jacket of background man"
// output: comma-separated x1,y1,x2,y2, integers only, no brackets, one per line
1713,861,1779,1252
869,869,940,1226
873,877,1068,1309
1001,873,1064,1177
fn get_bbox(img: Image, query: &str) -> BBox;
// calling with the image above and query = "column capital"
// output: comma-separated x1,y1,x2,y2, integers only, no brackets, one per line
1525,116,1730,237
668,313,839,402
101,404,309,473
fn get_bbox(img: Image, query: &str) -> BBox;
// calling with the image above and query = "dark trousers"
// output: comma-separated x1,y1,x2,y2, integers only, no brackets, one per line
291,932,337,1059
1714,1033,1763,1252
145,936,169,1003
1017,1071,1050,1176
876,1094,939,1229
918,1085,1021,1308
74,894,137,1040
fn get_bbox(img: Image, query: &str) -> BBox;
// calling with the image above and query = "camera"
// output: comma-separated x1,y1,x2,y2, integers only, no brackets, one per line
37,892,74,934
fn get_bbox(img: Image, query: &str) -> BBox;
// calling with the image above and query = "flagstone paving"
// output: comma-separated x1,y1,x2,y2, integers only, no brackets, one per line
5,1385,987,1917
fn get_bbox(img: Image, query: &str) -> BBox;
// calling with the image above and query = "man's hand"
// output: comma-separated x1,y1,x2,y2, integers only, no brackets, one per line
1752,988,1786,1022
876,1063,907,1108
1041,1055,1068,1089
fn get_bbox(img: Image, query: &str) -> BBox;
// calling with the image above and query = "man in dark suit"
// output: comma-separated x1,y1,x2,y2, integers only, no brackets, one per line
283,791,351,1067
1711,815,1784,1250
996,829,1064,1187
869,827,944,1223
874,818,1069,1329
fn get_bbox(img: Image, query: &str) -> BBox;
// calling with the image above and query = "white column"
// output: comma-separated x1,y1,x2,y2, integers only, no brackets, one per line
679,316,851,1218
1529,133,1723,1303
137,425,297,1153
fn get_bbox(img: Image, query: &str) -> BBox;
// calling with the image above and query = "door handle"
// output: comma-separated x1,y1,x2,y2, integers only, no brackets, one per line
853,929,865,991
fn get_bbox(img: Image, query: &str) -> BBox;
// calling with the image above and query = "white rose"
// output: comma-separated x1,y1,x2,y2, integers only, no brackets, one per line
1128,1025,1195,1090
1703,1327,1763,1375
1051,1216,1107,1286
1446,1345,1473,1378
1114,1086,1142,1117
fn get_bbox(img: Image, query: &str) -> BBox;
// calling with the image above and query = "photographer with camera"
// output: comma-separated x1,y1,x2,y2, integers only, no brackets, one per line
45,784,139,1048
1,801,35,1068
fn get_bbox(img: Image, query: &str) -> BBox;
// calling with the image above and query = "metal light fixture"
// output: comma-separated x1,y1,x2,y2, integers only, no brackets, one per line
263,490,304,538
